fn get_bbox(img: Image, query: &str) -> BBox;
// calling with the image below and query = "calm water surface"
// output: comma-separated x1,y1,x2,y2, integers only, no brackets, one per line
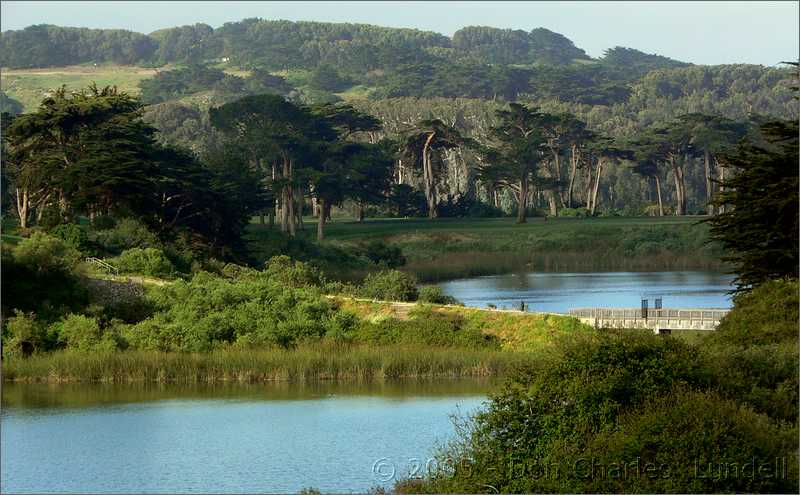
1,381,492,493
439,271,735,312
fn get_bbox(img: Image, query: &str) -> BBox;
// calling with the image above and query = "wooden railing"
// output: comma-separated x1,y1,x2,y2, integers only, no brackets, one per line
568,307,730,331
568,308,729,321
85,257,119,275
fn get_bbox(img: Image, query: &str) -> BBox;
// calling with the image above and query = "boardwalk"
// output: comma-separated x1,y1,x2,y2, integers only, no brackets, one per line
568,308,729,332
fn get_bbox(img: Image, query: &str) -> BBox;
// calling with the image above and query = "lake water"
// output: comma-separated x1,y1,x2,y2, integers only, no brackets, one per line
0,381,492,494
439,271,735,313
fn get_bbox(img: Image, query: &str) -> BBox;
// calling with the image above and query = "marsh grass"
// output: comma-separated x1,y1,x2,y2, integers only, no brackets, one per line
405,250,725,282
245,217,727,282
2,343,535,383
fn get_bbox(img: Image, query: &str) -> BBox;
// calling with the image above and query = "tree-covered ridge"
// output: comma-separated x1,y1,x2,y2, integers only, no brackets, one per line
450,26,590,65
1,18,681,72
0,24,157,68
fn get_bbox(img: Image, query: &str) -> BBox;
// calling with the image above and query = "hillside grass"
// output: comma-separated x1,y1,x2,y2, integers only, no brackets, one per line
335,297,592,350
1,65,158,111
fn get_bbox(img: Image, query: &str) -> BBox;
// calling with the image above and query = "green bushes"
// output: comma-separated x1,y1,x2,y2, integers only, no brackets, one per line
2,311,121,358
2,235,88,318
418,285,459,305
11,232,82,274
404,279,800,493
262,255,326,288
709,279,798,346
361,240,406,268
125,270,345,351
360,270,419,301
49,223,90,251
90,217,160,254
583,388,798,493
2,312,52,358
558,207,589,218
53,314,120,352
701,279,799,422
349,307,497,349
111,247,175,277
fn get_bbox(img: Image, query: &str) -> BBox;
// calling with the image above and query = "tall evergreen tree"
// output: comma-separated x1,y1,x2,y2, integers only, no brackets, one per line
706,120,799,290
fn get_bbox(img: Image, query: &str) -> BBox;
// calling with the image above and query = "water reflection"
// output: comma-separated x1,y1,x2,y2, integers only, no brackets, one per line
439,271,735,313
1,380,492,493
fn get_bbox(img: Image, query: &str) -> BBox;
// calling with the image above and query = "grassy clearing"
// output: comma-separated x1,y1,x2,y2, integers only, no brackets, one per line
246,216,726,281
1,344,534,383
1,65,157,111
334,298,593,351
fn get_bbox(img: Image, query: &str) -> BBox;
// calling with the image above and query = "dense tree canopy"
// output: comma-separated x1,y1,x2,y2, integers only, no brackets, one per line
4,85,253,256
707,119,799,290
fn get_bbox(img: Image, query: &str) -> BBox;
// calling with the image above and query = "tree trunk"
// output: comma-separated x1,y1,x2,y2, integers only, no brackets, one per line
554,152,566,208
567,145,578,208
268,212,274,229
516,174,529,223
15,188,29,229
654,174,664,217
718,163,726,214
286,159,296,237
356,202,364,222
547,191,558,217
397,159,404,184
316,198,326,241
669,156,685,216
590,158,603,216
295,187,304,231
704,150,714,215
422,132,438,218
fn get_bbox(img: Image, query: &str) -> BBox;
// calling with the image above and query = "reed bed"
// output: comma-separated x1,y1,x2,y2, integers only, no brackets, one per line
2,344,536,383
407,250,726,282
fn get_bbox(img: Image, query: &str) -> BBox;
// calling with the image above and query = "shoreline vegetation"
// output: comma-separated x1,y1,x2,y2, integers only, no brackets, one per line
1,289,592,383
244,216,727,282
1,216,723,384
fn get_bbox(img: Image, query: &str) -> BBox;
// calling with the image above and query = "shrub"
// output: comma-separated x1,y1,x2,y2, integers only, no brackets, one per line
465,201,506,218
559,207,589,217
418,285,459,305
91,215,117,231
91,218,160,255
53,314,117,352
12,232,81,274
126,271,348,351
361,241,406,268
350,307,497,348
360,270,418,301
3,237,88,318
584,388,798,493
112,248,175,277
262,255,325,288
409,282,800,493
2,311,52,358
49,223,89,252
709,279,798,346
37,204,66,230
413,332,710,492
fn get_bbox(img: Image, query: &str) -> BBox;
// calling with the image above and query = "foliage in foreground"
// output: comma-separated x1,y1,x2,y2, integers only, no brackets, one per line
401,280,798,493
707,120,799,290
